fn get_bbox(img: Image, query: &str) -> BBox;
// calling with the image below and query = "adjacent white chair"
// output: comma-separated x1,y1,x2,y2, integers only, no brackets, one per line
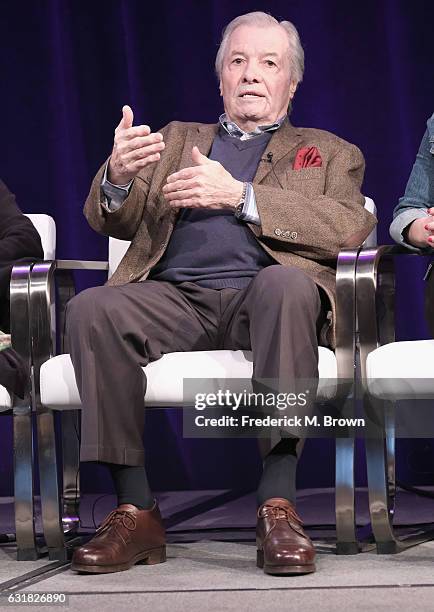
25,215,56,260
0,385,12,409
3,214,56,559
356,244,434,553
31,199,376,560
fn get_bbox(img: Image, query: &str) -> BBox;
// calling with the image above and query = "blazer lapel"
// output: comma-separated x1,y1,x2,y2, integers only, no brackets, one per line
177,119,302,184
178,123,219,171
253,118,303,184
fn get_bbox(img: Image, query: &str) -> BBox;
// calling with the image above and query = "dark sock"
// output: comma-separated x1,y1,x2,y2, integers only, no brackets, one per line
257,438,298,507
107,463,154,510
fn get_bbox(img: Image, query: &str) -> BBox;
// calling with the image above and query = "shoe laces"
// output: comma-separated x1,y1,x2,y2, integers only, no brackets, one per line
96,509,137,536
259,504,303,526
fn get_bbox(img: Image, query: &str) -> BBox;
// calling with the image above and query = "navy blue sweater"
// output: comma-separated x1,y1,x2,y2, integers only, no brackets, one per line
148,127,276,289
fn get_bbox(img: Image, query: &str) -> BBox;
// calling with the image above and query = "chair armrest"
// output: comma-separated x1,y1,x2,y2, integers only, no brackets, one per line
356,244,432,378
55,259,109,271
29,260,108,409
335,246,361,381
10,264,33,368
28,250,377,401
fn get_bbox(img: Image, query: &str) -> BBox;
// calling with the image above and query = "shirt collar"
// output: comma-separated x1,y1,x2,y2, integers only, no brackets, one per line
219,113,286,141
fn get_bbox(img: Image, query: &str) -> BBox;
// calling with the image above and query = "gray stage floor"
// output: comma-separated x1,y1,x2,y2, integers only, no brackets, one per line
1,488,434,611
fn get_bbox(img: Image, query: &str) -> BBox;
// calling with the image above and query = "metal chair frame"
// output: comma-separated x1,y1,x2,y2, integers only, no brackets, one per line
8,263,38,559
25,244,365,560
5,214,75,560
5,212,55,560
28,259,108,560
356,244,434,553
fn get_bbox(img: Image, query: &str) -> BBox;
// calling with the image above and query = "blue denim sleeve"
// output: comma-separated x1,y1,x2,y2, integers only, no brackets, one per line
392,114,434,220
389,114,434,249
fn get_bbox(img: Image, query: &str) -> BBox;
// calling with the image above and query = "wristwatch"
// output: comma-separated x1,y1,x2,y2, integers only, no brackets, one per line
234,182,248,218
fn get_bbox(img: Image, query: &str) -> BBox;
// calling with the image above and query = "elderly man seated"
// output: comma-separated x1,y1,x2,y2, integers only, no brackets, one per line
67,11,376,575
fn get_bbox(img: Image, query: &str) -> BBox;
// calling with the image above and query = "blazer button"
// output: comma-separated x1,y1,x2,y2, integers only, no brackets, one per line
274,228,282,236
283,230,290,238
290,231,298,240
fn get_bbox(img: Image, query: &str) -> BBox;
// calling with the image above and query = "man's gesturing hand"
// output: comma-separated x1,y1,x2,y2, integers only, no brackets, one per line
162,146,244,210
407,208,434,248
107,105,165,185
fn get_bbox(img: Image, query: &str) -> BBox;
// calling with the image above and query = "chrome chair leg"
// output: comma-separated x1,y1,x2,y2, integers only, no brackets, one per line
29,262,67,560
37,409,67,560
384,406,396,519
334,247,361,554
61,410,80,534
10,263,38,560
13,399,37,560
364,397,400,553
30,262,102,559
335,436,358,554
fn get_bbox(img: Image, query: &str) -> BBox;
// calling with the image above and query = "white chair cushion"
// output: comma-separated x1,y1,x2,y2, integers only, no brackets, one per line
366,340,434,399
109,237,130,279
362,197,377,247
24,214,56,260
40,347,337,410
0,385,12,411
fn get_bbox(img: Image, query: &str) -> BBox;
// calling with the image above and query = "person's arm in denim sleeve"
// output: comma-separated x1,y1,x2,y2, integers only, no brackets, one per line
389,208,430,252
390,115,434,250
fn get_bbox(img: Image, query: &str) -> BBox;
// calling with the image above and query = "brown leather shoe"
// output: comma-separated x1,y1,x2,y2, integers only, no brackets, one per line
71,502,166,574
256,497,315,575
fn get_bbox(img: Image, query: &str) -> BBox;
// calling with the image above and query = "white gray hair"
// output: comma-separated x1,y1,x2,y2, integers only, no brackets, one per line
215,12,305,86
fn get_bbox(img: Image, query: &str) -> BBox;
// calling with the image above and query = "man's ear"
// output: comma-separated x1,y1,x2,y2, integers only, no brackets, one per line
289,81,297,100
219,79,223,97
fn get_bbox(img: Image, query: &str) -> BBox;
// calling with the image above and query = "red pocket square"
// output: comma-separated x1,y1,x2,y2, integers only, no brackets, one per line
293,146,322,170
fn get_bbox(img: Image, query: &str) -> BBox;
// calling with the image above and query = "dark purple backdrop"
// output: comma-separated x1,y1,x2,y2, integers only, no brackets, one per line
1,0,433,496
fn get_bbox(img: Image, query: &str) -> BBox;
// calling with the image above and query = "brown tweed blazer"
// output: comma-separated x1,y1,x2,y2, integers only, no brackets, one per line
84,119,377,347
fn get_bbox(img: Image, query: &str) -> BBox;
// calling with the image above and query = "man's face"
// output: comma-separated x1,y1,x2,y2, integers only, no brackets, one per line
219,24,297,132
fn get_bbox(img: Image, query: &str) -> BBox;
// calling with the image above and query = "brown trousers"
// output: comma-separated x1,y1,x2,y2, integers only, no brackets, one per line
66,265,325,465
